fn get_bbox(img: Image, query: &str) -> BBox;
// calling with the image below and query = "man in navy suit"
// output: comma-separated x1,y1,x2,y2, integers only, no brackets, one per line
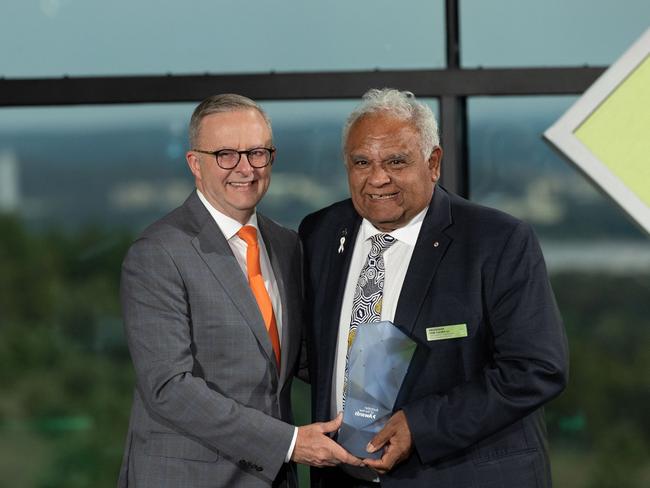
299,89,569,487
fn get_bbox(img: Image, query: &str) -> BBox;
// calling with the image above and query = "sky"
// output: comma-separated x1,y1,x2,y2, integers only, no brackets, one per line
460,0,650,67
1,0,648,78
1,0,647,133
1,0,444,77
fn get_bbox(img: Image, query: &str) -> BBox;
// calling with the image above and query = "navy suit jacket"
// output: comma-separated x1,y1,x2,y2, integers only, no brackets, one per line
299,187,568,488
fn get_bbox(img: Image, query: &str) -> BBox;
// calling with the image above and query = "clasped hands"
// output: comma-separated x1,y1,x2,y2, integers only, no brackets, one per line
292,410,412,475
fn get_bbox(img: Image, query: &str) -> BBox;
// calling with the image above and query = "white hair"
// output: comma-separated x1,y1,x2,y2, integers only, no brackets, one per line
342,88,440,158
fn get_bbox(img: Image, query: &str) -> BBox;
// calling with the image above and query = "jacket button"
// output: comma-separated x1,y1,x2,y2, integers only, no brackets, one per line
256,466,263,471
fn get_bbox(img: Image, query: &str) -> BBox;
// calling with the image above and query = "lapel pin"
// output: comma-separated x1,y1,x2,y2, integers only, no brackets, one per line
338,228,348,254
338,236,346,254
433,241,440,248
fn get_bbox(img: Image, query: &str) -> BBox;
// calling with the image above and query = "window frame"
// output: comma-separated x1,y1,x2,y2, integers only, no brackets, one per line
0,0,605,198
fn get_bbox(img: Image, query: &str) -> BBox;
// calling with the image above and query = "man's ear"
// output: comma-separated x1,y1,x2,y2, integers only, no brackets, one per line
186,151,201,179
429,146,443,182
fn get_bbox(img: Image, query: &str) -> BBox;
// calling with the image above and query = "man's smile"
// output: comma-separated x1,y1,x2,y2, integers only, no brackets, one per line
368,191,398,200
228,181,257,188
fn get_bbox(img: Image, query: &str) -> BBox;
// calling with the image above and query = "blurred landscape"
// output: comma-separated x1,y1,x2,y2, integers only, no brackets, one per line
1,113,649,487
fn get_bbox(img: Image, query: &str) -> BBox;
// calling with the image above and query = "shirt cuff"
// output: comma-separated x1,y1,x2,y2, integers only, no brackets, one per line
285,426,298,462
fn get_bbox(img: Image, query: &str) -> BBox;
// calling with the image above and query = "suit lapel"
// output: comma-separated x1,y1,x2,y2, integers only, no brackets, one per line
316,206,361,411
186,195,278,372
394,187,454,336
392,188,453,410
258,216,293,385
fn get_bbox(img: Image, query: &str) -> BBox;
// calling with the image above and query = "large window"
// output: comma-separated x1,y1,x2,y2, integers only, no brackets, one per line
0,99,440,486
1,0,445,77
2,1,649,487
461,0,650,67
469,96,650,486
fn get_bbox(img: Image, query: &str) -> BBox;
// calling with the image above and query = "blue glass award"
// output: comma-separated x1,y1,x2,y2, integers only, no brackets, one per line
338,321,417,459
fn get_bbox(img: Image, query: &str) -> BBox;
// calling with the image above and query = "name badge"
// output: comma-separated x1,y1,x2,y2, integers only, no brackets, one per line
426,323,468,341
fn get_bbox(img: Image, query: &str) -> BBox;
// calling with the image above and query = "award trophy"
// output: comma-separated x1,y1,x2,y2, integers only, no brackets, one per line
338,321,417,459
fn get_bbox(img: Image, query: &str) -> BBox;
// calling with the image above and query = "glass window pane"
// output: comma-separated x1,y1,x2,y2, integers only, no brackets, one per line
469,96,650,487
1,0,445,78
0,98,438,486
0,103,193,486
461,0,650,67
0,99,440,231
0,104,195,232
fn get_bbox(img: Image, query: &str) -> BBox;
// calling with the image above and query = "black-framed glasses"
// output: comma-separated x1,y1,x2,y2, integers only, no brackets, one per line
192,147,276,169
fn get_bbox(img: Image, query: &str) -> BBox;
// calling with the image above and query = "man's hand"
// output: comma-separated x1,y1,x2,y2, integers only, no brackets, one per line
291,413,365,467
363,410,413,475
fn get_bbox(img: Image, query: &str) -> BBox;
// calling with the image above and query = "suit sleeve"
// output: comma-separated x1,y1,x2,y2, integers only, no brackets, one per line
402,222,569,464
121,236,294,481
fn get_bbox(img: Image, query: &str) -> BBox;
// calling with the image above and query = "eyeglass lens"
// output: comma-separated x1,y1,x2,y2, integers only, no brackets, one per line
218,148,272,168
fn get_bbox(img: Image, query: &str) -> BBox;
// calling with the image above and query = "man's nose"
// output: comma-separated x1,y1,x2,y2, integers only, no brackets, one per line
234,153,255,174
368,162,391,186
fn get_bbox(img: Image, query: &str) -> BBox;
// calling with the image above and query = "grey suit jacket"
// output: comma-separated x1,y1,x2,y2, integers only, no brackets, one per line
118,191,303,488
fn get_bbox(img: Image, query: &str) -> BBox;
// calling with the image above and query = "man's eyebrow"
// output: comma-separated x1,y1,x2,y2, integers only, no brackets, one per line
348,151,409,160
381,153,409,161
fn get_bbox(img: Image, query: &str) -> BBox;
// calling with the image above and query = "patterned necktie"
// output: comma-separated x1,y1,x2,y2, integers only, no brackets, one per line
237,225,281,368
343,233,396,404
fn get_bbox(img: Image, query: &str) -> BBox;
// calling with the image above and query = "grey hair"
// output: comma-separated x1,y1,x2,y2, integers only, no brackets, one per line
188,93,272,147
342,88,440,158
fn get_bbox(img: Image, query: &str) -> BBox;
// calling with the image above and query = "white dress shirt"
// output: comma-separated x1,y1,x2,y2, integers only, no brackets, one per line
331,207,427,418
330,207,426,482
196,189,297,462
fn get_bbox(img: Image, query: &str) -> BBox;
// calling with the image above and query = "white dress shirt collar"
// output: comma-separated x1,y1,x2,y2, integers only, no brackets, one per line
358,205,428,247
196,189,259,237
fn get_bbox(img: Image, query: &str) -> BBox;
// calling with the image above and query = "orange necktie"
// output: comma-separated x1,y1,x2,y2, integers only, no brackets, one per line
237,225,281,368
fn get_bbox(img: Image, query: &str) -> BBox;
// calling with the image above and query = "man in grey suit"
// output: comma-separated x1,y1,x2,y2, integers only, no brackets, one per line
118,94,362,488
